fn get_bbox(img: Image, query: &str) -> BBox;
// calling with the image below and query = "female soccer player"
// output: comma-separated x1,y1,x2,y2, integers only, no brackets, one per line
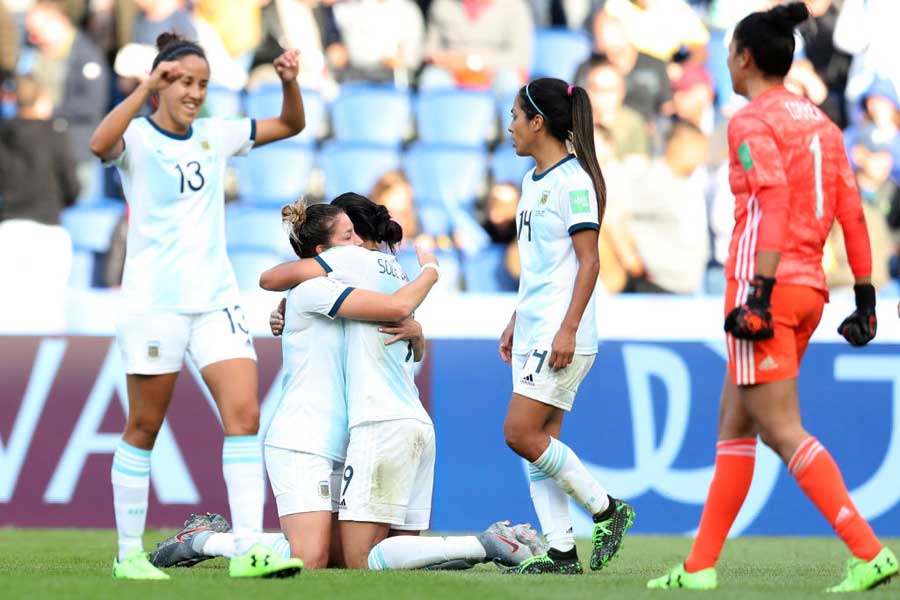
497,78,634,575
648,3,897,592
89,32,307,580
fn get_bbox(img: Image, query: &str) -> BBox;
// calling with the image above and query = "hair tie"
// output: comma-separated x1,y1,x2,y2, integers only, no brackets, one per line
525,83,546,117
567,85,574,97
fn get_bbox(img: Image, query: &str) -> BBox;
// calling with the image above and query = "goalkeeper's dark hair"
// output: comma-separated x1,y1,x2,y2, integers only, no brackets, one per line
518,77,606,226
733,2,809,78
331,192,403,253
282,200,345,258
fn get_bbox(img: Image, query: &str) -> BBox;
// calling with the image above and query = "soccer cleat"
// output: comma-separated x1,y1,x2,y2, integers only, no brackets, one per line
478,520,537,566
150,512,231,568
423,559,476,571
228,543,303,578
647,563,717,590
507,522,550,558
590,497,636,571
826,546,898,592
503,548,583,575
112,548,171,580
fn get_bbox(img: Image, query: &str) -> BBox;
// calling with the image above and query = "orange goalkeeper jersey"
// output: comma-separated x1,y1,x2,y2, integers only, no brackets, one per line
724,86,871,295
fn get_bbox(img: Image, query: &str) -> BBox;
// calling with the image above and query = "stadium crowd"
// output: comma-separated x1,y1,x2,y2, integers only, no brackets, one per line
1,0,899,295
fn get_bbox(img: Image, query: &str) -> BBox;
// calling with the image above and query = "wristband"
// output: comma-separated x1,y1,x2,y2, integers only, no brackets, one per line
421,262,440,279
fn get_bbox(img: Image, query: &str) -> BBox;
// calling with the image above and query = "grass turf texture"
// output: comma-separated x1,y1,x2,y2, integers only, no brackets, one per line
1,530,897,599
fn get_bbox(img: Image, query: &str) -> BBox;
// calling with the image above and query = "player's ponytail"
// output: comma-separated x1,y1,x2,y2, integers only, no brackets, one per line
518,78,606,225
331,192,404,253
733,1,809,78
152,31,206,72
282,200,345,258
570,85,607,226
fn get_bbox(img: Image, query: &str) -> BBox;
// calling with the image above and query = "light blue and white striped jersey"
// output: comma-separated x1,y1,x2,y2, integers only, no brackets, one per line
315,245,432,428
106,116,255,312
265,277,352,461
513,155,599,354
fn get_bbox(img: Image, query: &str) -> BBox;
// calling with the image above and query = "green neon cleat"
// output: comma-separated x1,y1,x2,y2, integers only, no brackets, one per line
503,549,583,575
590,498,636,571
647,563,717,590
112,548,171,580
826,546,898,593
228,543,303,579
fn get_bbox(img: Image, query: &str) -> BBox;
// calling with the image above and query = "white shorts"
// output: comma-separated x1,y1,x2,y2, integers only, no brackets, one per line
339,419,435,531
512,350,595,411
116,307,257,375
264,445,343,516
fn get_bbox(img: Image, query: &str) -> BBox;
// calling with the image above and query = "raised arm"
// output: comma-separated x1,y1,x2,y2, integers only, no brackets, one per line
259,258,328,291
253,50,306,147
89,61,183,161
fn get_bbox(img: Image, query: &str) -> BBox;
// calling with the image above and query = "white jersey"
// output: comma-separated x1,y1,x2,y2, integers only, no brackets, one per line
514,155,599,354
106,116,255,312
265,277,352,461
315,245,432,428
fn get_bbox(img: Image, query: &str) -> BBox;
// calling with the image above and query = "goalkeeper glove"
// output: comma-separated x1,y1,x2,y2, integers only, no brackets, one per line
725,275,775,340
838,283,877,346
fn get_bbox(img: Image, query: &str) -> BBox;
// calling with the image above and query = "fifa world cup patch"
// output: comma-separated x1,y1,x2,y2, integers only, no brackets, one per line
147,341,161,359
569,190,591,214
738,141,754,171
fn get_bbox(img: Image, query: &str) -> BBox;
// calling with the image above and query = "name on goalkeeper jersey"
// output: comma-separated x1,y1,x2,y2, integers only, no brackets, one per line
784,100,824,122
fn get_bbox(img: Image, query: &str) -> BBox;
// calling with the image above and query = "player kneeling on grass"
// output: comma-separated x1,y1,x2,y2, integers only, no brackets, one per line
647,3,897,593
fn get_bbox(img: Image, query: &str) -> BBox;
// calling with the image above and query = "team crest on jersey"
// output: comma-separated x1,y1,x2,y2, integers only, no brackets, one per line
147,341,160,359
540,190,550,205
318,480,330,499
200,140,211,151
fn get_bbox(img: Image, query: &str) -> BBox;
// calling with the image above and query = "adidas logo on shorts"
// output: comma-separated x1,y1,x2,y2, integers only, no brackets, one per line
521,374,535,385
759,356,779,371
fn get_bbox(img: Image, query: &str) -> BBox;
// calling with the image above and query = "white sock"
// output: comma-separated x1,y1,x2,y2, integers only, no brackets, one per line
532,437,610,517
368,536,486,570
222,435,264,555
111,440,151,560
528,466,575,552
202,532,288,559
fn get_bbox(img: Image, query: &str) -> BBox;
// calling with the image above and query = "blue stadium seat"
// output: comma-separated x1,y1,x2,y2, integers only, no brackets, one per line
491,145,533,185
463,243,518,293
416,90,496,146
532,27,592,82
228,246,285,291
237,141,314,205
417,205,453,237
318,141,401,200
244,85,326,145
204,85,243,118
69,248,95,288
403,143,487,209
225,203,295,259
331,86,412,146
60,199,125,252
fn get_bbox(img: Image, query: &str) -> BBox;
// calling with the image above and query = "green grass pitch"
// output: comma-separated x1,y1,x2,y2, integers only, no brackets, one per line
1,529,897,599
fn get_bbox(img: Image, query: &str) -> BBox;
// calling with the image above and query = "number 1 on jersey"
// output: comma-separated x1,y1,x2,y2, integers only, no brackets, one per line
808,133,824,219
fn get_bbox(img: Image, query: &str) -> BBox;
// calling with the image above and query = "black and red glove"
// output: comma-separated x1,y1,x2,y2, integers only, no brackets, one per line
724,275,775,340
838,283,877,346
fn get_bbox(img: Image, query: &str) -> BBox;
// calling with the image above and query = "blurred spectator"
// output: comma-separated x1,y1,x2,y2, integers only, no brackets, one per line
194,0,259,72
669,62,716,133
796,0,851,127
0,75,78,329
26,0,109,200
593,125,631,293
421,0,534,96
579,11,671,124
583,55,649,164
845,80,900,187
328,0,424,86
371,169,424,246
612,121,710,294
132,0,196,45
527,0,591,28
253,0,331,92
602,0,709,62
833,0,900,118
1,0,18,85
847,124,900,224
482,182,518,243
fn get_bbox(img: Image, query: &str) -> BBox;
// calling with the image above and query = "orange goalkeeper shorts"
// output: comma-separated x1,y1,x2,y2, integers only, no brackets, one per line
725,279,826,385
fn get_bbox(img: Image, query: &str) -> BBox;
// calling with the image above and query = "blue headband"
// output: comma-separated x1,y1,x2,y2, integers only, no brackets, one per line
525,83,545,117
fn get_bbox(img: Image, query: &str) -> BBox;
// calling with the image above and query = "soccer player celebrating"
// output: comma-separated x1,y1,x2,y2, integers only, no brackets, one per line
647,3,897,592
498,78,634,575
90,33,306,579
